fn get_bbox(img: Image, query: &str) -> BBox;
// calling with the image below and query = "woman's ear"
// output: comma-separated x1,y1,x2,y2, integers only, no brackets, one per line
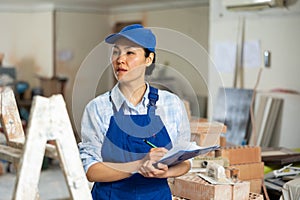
146,52,154,67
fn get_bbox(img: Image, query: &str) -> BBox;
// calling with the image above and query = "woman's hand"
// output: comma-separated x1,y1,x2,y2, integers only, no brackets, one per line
138,148,169,178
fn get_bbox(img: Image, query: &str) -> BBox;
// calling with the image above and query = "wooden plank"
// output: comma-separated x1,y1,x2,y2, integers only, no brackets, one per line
0,145,22,163
0,87,23,169
13,96,48,200
48,95,91,200
7,141,58,159
45,143,58,159
0,87,25,142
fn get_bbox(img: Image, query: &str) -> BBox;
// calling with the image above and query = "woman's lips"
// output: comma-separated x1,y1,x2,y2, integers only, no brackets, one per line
117,68,127,73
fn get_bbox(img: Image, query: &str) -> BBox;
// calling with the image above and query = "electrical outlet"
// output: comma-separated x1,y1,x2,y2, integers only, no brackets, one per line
264,50,271,68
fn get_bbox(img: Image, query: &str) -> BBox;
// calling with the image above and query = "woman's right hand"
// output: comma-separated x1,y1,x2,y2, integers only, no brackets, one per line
138,148,169,178
146,147,168,162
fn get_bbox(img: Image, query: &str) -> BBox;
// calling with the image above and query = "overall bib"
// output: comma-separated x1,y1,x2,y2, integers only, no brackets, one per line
91,86,173,200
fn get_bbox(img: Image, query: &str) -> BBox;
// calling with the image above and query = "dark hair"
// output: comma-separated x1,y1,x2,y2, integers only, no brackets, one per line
144,48,156,75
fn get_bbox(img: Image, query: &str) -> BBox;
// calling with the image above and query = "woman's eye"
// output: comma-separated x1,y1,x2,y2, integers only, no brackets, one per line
126,51,135,55
112,50,119,55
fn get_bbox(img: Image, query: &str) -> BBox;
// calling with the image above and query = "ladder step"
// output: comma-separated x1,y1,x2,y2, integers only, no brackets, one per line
7,141,58,159
0,144,22,163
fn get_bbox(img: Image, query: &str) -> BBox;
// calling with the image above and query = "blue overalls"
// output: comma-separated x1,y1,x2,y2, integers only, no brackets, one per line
91,86,173,200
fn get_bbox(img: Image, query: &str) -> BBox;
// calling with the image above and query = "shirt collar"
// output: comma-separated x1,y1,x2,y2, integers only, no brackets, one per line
110,82,150,111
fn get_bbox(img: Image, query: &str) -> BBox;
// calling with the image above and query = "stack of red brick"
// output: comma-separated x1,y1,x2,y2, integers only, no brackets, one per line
169,173,251,200
168,121,264,200
216,146,264,194
169,145,265,200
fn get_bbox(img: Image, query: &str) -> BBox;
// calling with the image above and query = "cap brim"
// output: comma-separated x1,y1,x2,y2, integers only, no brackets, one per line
105,33,140,47
105,29,156,52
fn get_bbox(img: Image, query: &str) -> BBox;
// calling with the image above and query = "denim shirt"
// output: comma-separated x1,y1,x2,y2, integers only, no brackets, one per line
78,82,191,172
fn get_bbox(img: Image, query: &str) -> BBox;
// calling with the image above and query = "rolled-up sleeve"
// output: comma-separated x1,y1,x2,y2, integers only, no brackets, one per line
78,100,107,172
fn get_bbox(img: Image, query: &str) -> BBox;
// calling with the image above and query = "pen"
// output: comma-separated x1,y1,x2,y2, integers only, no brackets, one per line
143,139,157,148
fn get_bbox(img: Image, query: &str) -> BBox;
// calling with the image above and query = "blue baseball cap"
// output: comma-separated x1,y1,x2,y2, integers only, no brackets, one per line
105,24,156,53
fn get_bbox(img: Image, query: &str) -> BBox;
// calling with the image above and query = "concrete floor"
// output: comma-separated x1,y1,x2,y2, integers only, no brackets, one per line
0,161,70,200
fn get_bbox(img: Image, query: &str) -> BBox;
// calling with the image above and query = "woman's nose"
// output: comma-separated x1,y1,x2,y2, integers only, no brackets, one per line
117,53,126,64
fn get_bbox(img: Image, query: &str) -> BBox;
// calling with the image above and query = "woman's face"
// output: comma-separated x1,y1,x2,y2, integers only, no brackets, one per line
111,38,151,83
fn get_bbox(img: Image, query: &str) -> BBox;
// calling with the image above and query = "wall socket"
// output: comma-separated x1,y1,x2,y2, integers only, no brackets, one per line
264,50,271,68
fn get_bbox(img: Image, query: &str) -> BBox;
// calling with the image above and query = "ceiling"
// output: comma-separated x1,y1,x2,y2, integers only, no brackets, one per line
0,0,209,13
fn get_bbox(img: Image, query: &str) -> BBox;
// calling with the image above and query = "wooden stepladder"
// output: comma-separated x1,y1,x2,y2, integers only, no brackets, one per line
14,94,92,200
0,87,92,200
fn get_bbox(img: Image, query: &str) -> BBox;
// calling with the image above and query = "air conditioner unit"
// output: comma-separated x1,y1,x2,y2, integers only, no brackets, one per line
223,0,286,11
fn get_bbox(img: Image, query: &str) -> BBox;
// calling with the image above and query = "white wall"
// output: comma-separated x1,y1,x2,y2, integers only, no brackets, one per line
0,11,53,93
147,7,209,96
209,0,300,146
0,9,110,137
55,11,110,136
209,0,300,113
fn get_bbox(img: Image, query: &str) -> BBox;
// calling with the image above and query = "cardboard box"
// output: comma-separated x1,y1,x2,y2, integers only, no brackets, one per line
215,146,261,165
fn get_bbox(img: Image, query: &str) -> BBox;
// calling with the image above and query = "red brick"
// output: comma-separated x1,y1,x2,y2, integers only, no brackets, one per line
169,174,250,200
248,179,263,194
170,174,232,200
215,146,261,165
229,162,264,180
232,181,250,200
249,192,263,200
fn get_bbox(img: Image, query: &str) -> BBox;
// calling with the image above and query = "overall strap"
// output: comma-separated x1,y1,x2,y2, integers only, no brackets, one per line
147,86,159,113
109,91,121,114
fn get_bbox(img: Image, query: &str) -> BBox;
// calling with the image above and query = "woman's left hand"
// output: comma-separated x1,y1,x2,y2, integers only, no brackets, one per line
139,161,169,178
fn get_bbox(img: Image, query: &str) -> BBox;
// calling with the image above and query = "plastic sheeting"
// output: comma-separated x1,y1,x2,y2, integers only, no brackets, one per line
280,177,300,200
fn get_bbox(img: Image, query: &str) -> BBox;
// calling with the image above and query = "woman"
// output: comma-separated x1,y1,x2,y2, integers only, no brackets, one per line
79,24,191,200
